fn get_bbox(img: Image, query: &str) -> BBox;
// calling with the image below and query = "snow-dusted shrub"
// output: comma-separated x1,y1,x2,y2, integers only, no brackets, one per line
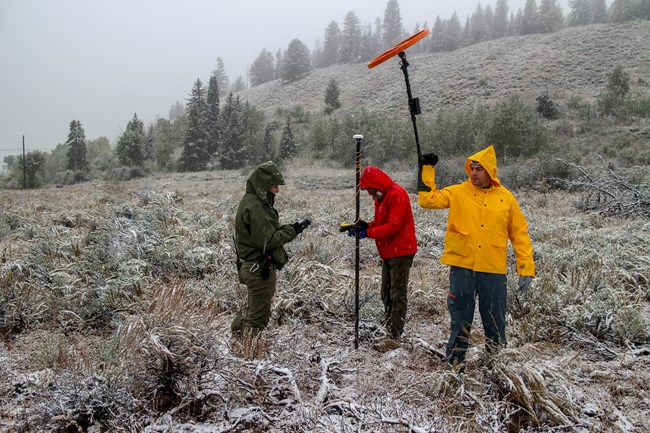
117,282,226,412
26,370,136,432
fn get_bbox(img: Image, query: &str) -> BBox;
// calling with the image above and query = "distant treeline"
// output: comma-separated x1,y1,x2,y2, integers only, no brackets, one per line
3,0,650,189
248,0,650,87
2,60,649,191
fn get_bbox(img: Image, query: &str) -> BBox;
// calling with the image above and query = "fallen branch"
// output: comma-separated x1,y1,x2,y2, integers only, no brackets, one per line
416,338,446,360
379,415,432,433
554,157,650,219
316,358,340,405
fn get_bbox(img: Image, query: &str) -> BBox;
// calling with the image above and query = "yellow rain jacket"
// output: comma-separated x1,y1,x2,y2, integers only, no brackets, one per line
418,145,535,276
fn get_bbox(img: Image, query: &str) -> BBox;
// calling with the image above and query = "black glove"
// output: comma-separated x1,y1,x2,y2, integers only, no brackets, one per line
420,153,438,166
355,219,368,231
339,220,368,233
292,218,311,235
347,229,367,239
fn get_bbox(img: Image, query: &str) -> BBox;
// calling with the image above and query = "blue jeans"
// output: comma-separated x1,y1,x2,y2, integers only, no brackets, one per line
446,266,507,366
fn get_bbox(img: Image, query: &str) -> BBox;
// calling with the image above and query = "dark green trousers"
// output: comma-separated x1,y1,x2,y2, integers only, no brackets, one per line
446,266,507,366
381,254,414,338
231,261,277,333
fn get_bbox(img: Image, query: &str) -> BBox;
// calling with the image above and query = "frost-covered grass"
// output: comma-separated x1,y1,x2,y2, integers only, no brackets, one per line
1,167,649,432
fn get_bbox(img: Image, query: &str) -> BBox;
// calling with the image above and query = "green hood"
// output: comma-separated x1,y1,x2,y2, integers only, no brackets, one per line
246,161,286,203
235,161,295,268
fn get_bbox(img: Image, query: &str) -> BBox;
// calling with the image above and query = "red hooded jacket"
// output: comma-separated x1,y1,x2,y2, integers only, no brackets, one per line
359,166,417,260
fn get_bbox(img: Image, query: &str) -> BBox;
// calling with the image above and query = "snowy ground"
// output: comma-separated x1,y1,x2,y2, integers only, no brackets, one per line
1,166,648,432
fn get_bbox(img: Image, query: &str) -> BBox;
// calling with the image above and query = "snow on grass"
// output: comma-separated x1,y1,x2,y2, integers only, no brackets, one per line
1,166,648,432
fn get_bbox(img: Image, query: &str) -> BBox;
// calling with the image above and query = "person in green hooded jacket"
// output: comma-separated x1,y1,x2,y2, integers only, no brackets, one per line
231,161,310,335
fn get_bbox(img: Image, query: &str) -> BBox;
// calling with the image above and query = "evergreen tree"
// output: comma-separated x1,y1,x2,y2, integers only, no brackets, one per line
211,57,229,97
144,124,155,162
230,76,246,93
275,49,284,79
592,0,609,22
409,22,427,54
250,49,275,86
340,11,362,63
640,0,650,19
471,4,489,43
279,118,297,161
260,123,276,163
568,0,591,25
116,113,146,168
321,21,341,67
539,0,564,32
484,5,495,40
65,119,89,180
206,76,220,157
445,12,463,51
609,0,637,22
512,9,524,35
169,101,184,121
219,93,246,169
522,0,539,34
324,78,341,114
429,16,444,52
536,90,560,119
152,117,183,171
568,0,608,24
242,101,265,166
597,65,631,116
494,0,510,38
179,79,210,172
282,39,311,82
462,16,473,45
382,0,404,48
309,118,330,159
359,23,380,62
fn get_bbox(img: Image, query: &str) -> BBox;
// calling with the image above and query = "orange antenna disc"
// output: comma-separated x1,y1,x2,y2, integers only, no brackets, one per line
367,28,430,69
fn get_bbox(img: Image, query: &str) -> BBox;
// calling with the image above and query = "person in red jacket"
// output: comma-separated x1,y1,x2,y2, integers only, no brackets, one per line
343,166,417,351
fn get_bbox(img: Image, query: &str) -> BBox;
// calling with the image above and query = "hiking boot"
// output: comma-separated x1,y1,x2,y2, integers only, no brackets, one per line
373,337,401,353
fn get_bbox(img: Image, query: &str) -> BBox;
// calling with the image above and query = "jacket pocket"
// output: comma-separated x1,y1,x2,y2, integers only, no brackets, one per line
445,228,470,258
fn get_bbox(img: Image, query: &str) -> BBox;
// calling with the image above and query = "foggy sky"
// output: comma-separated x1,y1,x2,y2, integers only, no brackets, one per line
0,0,572,158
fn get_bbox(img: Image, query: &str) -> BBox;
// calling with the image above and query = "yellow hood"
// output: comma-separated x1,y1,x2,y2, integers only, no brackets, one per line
465,145,500,187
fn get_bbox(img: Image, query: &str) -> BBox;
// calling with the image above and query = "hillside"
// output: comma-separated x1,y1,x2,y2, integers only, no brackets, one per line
237,21,650,120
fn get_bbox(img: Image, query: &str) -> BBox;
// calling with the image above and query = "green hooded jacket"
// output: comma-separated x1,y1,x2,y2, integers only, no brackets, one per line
235,161,297,269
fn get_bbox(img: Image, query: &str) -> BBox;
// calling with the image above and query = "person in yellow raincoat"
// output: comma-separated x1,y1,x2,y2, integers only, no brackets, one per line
417,145,535,368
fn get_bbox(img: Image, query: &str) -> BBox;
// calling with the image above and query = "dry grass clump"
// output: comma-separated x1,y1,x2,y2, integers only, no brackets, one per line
117,281,226,411
489,350,579,430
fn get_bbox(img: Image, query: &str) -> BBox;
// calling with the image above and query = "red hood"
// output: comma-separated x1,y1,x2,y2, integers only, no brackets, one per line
359,166,394,193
